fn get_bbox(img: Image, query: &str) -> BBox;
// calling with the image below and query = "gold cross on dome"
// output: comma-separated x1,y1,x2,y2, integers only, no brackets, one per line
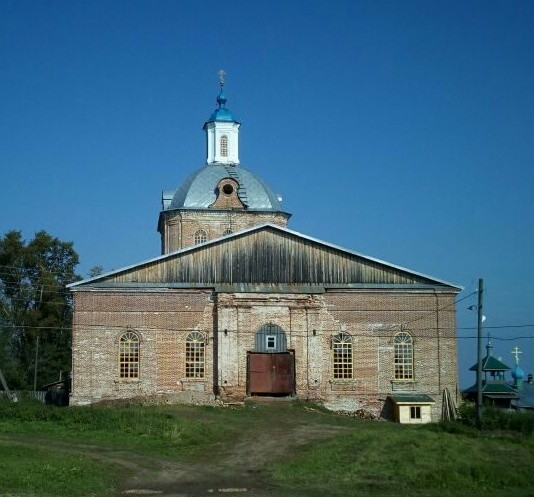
218,69,226,87
511,345,522,365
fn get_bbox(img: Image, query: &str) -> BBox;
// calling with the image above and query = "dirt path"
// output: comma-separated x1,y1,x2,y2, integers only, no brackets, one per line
119,426,343,496
1,400,353,497
120,400,351,497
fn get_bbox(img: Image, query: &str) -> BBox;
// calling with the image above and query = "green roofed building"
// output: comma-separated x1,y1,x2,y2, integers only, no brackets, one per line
463,339,519,408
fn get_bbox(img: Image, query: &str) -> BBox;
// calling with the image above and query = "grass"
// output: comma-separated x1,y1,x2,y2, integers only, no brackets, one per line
0,397,226,458
267,421,534,497
1,398,534,497
0,440,118,497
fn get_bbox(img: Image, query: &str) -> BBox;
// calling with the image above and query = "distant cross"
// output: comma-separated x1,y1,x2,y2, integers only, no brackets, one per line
511,345,522,365
218,69,226,87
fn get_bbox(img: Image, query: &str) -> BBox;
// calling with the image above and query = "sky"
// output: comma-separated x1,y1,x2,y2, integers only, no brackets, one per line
1,1,533,387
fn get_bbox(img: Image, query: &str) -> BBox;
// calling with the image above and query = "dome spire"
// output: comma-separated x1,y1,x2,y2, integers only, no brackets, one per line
511,345,525,390
217,69,227,108
204,70,240,165
486,333,493,356
511,345,523,365
217,69,226,88
218,69,226,87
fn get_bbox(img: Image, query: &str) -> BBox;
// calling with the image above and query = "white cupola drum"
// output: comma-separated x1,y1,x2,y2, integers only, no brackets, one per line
203,78,240,165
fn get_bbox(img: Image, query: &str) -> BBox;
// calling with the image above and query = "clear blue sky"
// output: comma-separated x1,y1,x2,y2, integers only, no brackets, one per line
1,1,533,387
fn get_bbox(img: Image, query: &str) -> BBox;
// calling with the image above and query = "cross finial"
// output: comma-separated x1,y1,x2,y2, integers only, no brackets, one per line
218,69,226,87
511,345,522,365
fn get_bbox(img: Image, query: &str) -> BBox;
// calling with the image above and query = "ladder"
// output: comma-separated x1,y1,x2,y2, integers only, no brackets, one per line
0,368,17,402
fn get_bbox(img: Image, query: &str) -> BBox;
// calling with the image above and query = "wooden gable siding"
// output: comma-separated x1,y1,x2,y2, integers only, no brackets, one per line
104,229,437,286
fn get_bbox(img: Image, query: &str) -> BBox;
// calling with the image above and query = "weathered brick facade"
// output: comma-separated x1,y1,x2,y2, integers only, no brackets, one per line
159,209,289,253
70,278,458,421
71,289,216,405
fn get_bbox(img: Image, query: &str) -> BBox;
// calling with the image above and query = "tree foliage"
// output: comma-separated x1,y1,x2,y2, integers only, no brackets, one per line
0,230,80,389
88,265,103,278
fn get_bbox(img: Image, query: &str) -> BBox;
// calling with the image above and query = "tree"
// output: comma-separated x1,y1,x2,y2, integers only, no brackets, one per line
0,230,80,389
88,265,104,278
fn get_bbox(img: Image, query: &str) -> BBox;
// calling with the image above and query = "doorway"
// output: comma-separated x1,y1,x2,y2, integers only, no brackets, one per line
248,324,295,396
248,352,295,395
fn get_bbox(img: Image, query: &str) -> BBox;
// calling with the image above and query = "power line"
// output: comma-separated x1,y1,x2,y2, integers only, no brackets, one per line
458,335,534,341
2,273,533,336
0,322,512,337
459,324,534,330
3,319,534,343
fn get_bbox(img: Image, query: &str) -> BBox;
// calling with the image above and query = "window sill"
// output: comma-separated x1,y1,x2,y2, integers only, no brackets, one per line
330,379,359,391
390,380,417,391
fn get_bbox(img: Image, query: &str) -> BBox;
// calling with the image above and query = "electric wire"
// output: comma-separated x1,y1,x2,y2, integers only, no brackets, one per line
2,266,533,339
1,320,532,341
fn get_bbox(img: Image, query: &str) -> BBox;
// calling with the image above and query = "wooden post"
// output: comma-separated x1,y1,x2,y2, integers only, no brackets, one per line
33,336,39,391
476,278,484,429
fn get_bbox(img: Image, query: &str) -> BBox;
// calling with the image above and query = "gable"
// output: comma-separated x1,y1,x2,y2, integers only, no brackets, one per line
69,224,460,290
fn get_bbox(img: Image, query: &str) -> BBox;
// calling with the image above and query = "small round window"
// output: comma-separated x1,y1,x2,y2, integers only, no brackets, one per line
222,184,234,195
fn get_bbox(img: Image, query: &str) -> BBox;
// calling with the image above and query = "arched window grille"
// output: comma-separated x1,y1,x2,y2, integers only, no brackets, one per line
222,228,233,236
332,332,353,379
186,331,205,378
119,331,140,379
220,135,228,157
394,331,414,380
194,229,207,245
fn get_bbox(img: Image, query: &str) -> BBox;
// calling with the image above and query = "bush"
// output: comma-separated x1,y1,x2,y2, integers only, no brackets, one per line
456,400,534,435
457,400,477,428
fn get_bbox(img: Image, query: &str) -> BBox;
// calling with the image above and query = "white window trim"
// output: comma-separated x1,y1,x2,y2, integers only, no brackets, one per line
266,335,277,350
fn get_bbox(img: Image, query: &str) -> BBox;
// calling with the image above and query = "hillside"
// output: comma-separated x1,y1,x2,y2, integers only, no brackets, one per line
0,398,533,497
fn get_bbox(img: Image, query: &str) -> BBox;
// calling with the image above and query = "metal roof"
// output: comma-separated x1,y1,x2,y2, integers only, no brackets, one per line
205,89,238,123
512,382,534,409
389,393,435,404
207,106,237,123
463,381,519,398
469,355,511,372
167,164,283,211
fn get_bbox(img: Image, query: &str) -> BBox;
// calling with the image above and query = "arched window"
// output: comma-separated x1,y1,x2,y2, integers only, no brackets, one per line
186,331,205,378
194,229,207,245
332,332,353,379
220,135,228,157
255,323,287,353
119,331,140,379
222,228,233,236
394,331,414,380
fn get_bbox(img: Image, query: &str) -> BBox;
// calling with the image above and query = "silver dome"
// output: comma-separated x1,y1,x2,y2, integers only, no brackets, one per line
168,164,283,211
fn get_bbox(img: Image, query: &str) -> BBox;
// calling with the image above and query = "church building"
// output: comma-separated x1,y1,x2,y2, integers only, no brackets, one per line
68,79,461,422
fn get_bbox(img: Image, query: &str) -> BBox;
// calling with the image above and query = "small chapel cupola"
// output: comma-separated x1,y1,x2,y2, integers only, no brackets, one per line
203,70,240,165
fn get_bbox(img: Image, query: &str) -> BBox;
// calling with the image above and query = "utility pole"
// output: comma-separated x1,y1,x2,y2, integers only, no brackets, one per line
476,278,484,429
33,335,39,391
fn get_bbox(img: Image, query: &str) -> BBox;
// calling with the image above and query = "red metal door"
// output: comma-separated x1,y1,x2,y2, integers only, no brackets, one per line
273,354,294,393
248,353,294,395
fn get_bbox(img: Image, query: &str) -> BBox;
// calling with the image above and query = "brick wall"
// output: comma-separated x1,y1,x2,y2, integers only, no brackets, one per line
71,287,458,421
159,210,289,253
70,289,216,405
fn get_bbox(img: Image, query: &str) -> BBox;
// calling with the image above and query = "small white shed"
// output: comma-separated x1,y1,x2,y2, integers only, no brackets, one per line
389,393,435,424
